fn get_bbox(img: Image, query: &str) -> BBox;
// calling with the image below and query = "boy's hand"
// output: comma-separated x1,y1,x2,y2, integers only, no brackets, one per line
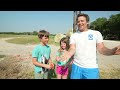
45,64,52,69
45,63,54,69
50,63,54,69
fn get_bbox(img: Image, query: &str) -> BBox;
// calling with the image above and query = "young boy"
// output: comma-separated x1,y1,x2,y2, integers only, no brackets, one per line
32,30,54,79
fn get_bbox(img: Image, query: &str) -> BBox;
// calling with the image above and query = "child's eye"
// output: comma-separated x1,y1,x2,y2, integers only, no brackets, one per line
45,35,49,38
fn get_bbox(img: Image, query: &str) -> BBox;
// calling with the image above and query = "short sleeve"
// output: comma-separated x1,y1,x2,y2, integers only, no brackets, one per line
32,47,39,58
96,31,103,43
70,34,76,44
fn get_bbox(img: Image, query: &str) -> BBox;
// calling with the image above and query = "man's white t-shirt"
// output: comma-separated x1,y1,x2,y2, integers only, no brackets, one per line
70,29,103,68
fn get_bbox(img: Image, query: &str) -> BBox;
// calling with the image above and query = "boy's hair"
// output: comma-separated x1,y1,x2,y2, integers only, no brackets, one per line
59,36,70,53
38,30,50,39
76,13,90,22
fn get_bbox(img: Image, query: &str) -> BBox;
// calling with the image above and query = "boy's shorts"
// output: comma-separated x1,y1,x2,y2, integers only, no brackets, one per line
34,71,48,79
56,65,69,75
70,63,99,79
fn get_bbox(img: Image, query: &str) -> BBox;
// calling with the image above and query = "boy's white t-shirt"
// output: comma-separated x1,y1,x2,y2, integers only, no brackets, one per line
70,29,103,68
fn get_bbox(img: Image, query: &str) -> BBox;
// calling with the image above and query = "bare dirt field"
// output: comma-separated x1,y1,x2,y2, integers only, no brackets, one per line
0,38,120,79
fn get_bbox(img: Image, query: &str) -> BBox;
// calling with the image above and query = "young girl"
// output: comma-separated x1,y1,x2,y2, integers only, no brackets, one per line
55,37,73,79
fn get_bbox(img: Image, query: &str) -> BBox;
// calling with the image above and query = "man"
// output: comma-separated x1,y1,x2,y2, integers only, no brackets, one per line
61,13,120,79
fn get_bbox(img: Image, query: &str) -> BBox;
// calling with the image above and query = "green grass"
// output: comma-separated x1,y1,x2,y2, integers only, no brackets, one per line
6,36,38,45
1,34,59,45
0,34,25,38
0,55,6,58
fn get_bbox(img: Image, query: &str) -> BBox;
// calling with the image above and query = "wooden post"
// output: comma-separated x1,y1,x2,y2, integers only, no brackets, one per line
73,11,81,33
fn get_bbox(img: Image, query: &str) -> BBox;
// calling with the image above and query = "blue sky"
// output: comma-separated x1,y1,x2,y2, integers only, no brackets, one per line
0,11,120,34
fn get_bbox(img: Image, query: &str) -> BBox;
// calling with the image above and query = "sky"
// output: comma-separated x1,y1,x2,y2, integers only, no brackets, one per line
0,11,120,34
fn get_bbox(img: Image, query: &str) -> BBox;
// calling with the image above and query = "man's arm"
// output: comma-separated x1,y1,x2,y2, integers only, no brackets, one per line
97,42,119,55
61,43,76,61
68,44,76,58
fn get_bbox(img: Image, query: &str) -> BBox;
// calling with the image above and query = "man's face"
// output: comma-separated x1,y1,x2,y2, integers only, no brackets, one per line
77,16,89,32
40,35,49,45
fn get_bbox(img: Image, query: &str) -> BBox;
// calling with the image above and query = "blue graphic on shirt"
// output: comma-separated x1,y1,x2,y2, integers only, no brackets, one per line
88,34,93,40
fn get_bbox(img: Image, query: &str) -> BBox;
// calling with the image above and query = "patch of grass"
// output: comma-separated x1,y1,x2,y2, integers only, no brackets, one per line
0,55,6,58
100,68,120,79
0,55,34,79
5,35,59,45
6,36,38,45
17,71,34,79
0,34,24,38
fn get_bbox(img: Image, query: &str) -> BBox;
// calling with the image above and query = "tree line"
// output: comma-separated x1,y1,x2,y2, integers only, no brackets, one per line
0,31,56,36
0,31,37,35
90,13,120,40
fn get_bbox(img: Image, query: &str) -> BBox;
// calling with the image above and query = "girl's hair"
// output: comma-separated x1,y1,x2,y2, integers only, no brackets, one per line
58,36,70,53
38,30,50,39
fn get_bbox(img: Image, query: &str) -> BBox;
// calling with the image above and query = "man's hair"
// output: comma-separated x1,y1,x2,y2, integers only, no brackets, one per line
76,13,90,22
38,30,50,39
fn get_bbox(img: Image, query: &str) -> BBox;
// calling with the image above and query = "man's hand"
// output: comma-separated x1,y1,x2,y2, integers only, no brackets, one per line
115,45,120,55
60,44,76,62
56,56,61,61
60,50,70,62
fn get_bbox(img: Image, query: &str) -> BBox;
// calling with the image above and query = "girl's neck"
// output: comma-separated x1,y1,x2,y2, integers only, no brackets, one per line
59,48,66,52
61,48,66,50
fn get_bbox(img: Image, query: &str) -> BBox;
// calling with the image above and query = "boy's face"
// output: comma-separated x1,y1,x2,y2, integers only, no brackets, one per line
40,35,49,45
77,16,89,31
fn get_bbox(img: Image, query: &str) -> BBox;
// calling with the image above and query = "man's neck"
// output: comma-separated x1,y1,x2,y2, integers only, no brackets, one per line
78,28,89,32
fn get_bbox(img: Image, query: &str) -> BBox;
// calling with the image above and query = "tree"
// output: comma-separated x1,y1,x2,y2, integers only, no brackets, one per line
33,31,38,35
107,14,120,34
90,13,120,40
90,17,108,39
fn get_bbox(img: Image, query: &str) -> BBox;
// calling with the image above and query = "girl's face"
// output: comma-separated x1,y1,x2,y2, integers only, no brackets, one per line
61,41,66,50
